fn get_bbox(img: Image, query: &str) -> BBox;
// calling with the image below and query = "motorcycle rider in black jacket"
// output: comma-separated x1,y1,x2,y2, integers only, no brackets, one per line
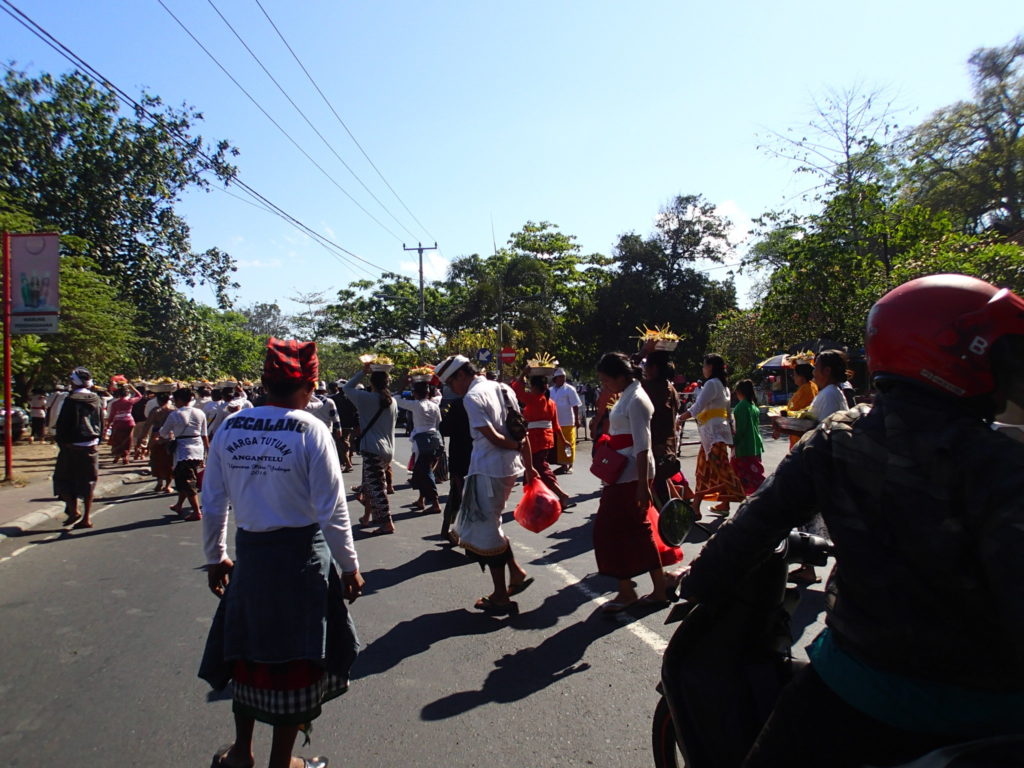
679,274,1024,767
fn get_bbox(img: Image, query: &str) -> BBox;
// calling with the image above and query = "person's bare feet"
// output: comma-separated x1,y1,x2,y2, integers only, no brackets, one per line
71,519,93,530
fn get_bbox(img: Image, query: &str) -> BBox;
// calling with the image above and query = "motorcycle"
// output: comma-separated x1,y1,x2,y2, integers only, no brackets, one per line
651,527,1024,767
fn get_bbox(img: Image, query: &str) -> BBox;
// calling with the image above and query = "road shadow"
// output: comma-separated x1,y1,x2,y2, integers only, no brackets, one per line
789,583,827,641
359,547,467,594
19,514,184,544
526,517,594,566
355,579,597,683
420,586,642,720
352,607,506,680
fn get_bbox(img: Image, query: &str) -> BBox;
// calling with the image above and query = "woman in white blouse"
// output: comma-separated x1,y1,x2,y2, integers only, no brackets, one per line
396,380,443,513
678,354,746,519
809,349,852,422
790,349,851,585
592,353,681,613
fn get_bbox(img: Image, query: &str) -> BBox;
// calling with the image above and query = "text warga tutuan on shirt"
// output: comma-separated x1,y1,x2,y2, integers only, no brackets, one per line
201,406,359,573
464,377,525,478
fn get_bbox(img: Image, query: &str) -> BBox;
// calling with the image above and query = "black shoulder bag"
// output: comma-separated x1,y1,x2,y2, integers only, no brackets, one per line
499,386,528,443
357,399,389,452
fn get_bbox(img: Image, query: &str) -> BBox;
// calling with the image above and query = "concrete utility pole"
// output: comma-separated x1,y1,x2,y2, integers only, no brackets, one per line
402,241,437,344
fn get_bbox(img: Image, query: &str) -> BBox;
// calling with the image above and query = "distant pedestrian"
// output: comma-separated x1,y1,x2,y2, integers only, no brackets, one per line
144,392,175,493
344,360,398,536
592,353,681,613
731,379,766,496
160,388,209,522
396,376,443,514
199,337,362,768
677,354,746,518
53,367,104,529
641,350,682,510
550,368,582,474
329,381,357,472
439,379,473,545
28,388,47,443
106,383,142,464
508,363,572,512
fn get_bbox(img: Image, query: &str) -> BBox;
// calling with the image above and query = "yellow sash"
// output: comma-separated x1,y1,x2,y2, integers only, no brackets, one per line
696,408,729,426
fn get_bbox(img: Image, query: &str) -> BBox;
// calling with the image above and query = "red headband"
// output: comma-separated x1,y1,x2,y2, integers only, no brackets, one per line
263,337,319,383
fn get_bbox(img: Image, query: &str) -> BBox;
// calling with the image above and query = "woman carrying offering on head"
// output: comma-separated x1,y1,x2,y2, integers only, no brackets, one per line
592,353,681,613
344,356,398,536
396,368,444,515
509,356,573,512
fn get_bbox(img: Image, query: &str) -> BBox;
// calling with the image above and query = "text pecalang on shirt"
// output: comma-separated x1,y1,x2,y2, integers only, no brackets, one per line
223,415,308,434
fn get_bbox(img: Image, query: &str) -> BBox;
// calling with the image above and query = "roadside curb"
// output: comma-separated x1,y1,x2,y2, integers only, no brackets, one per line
0,471,147,542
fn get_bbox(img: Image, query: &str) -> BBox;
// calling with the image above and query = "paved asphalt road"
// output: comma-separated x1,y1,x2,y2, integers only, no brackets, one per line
0,424,823,768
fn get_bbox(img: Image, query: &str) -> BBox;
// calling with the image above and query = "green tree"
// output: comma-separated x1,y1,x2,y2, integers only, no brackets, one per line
580,196,738,376
707,309,774,379
239,301,290,339
903,36,1024,234
0,67,239,366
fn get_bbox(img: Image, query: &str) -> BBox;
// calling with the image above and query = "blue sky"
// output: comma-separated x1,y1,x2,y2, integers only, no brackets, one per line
4,1,1021,312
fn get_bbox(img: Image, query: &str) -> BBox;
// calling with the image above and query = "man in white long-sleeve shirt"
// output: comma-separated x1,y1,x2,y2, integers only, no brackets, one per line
198,337,363,768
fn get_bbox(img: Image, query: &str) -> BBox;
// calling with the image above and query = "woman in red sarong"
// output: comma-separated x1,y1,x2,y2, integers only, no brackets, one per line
592,353,682,613
509,367,572,512
106,383,142,463
144,392,176,493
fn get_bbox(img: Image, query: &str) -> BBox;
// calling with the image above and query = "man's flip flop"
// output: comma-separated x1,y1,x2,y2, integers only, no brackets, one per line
508,577,535,596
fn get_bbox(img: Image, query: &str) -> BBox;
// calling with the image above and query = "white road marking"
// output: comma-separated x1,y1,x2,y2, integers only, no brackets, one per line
0,503,116,565
514,539,669,655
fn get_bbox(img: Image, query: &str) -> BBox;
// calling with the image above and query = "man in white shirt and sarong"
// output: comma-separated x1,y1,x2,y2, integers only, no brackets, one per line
199,338,363,768
435,355,537,615
550,368,582,474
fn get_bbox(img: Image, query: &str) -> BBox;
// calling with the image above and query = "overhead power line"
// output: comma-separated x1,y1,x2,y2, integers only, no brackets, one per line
253,0,436,242
206,0,421,242
156,0,405,243
0,0,388,281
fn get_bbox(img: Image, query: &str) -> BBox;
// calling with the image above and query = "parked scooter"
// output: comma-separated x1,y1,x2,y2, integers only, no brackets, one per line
651,528,1024,767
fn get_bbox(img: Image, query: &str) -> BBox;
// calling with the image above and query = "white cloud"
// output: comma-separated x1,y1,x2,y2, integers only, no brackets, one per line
323,224,337,240
399,251,450,281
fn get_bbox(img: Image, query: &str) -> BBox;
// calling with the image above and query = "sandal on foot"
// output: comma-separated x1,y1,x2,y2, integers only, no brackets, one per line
637,594,670,608
473,596,519,615
71,519,94,530
63,512,82,526
508,577,535,596
367,526,394,536
294,758,328,768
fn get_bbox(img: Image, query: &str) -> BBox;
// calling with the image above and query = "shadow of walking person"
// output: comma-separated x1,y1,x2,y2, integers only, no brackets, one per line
420,585,643,721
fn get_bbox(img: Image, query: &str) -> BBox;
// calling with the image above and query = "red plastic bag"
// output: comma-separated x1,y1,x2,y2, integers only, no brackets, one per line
513,477,562,533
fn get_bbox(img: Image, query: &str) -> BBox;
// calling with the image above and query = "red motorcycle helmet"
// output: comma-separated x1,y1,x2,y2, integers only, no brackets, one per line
866,274,1024,398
